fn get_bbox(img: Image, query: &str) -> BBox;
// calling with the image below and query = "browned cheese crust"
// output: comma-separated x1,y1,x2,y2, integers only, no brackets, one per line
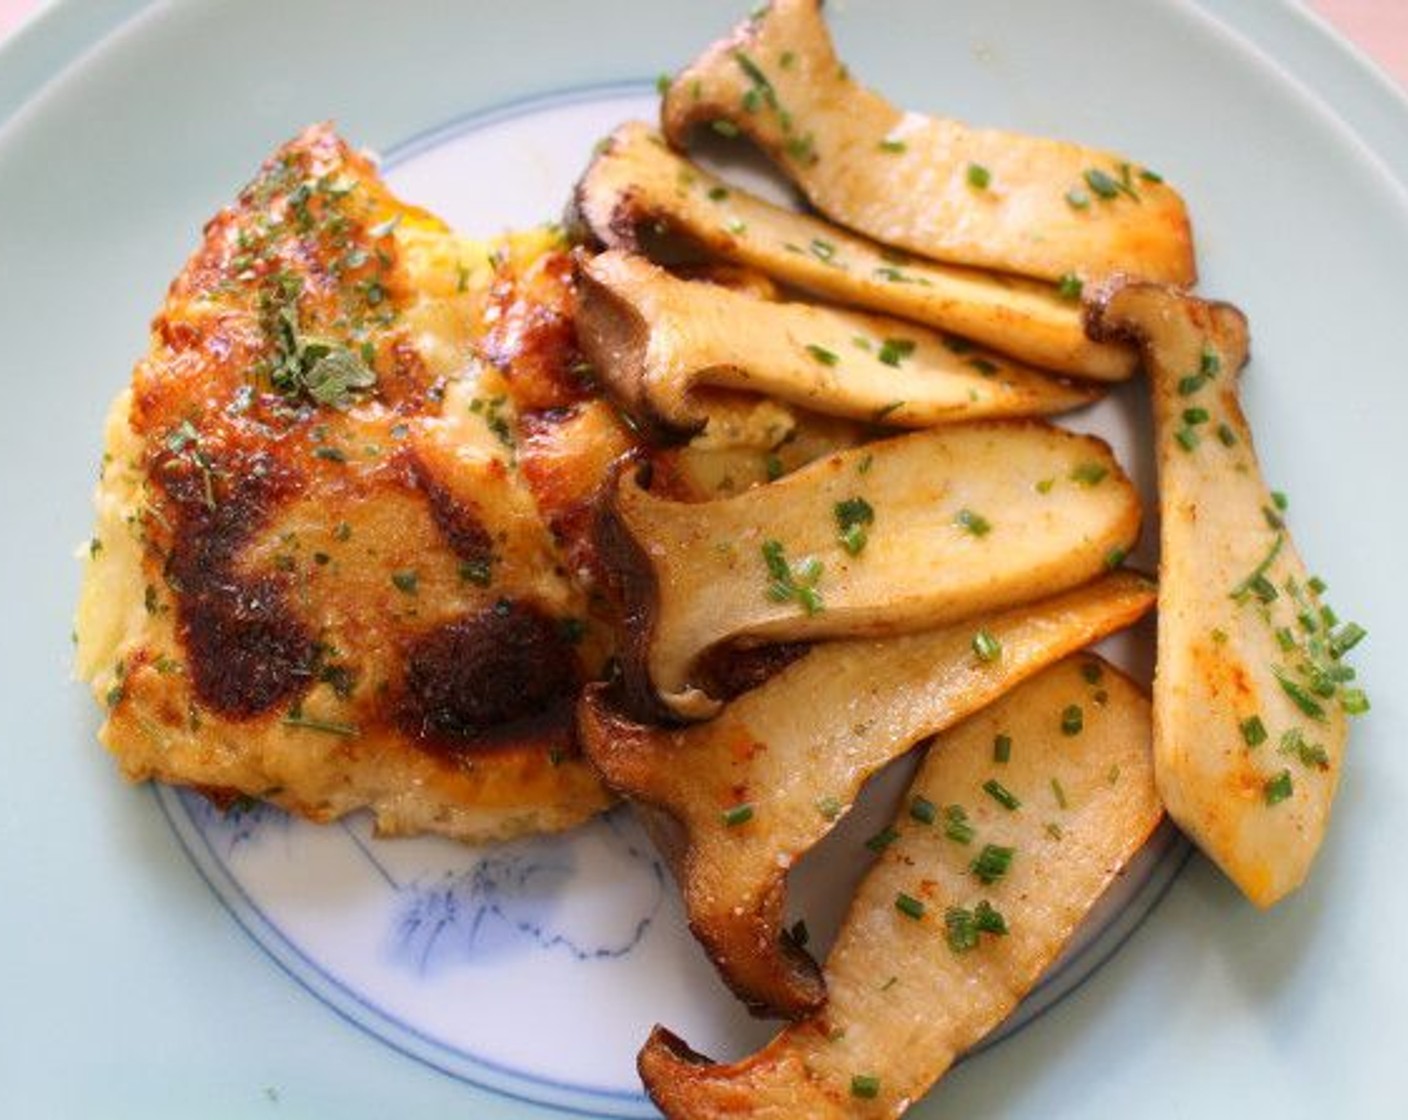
76,125,640,842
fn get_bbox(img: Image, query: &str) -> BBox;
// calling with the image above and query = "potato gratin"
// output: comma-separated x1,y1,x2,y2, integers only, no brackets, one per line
75,124,623,842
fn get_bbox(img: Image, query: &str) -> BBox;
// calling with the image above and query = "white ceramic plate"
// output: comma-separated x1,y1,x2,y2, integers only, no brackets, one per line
2,2,1406,1117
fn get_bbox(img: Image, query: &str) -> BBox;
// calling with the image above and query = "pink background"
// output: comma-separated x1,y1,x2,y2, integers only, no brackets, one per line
0,1,1404,90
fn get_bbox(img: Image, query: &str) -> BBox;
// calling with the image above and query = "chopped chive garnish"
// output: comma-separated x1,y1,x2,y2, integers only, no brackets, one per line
655,72,672,95
878,137,907,153
993,733,1012,763
1104,546,1127,569
945,906,979,953
972,629,1002,663
1230,534,1285,601
1330,622,1367,659
711,119,740,138
806,343,839,366
970,843,1015,884
1200,346,1223,377
1264,769,1294,806
1175,427,1200,451
1069,461,1109,486
764,453,784,481
707,185,729,201
955,508,992,536
1050,777,1068,809
1139,168,1165,183
834,496,876,558
281,712,360,737
1182,407,1210,425
895,892,926,920
1057,273,1083,301
969,357,999,377
908,795,938,825
974,899,1008,935
1061,705,1084,736
816,795,842,820
1065,188,1091,210
1216,423,1238,446
851,1074,881,1099
721,803,754,827
809,237,837,262
391,570,418,594
877,337,917,367
1341,689,1371,716
967,162,992,189
1273,665,1327,721
1081,661,1104,684
866,825,900,853
1308,575,1328,595
1045,822,1065,840
983,778,1021,811
1240,715,1268,747
1083,167,1122,200
943,804,975,845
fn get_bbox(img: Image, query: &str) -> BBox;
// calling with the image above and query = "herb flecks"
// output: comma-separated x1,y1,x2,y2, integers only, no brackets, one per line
834,496,875,556
762,539,824,615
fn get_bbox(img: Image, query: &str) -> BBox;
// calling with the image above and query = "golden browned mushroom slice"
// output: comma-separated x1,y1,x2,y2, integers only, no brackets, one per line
602,421,1141,721
576,250,1100,438
571,123,1136,381
636,653,1164,1118
661,0,1195,287
579,573,1155,1017
1086,282,1368,907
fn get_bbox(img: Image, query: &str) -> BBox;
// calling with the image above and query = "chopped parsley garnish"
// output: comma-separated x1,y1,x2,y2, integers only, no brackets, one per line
895,892,926,920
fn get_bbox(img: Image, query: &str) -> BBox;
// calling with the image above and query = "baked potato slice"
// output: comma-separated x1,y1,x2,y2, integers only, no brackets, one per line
637,654,1164,1118
601,421,1141,720
1087,281,1367,906
576,250,1100,439
661,0,1195,286
579,573,1155,1017
571,122,1136,380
